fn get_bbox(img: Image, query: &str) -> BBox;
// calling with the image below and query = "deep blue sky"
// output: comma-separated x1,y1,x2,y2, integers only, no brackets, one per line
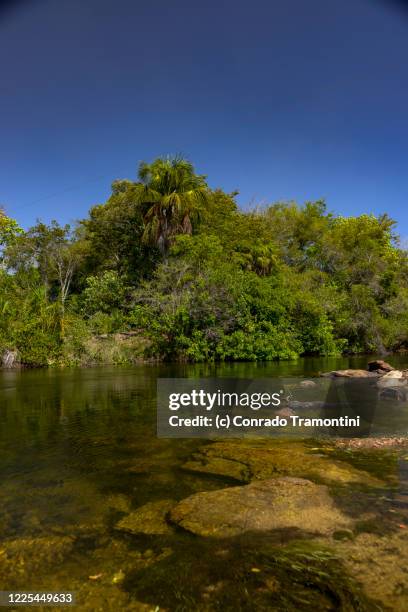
1,0,408,236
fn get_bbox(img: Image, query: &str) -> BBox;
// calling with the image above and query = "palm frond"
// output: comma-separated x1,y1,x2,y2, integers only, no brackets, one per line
137,156,210,252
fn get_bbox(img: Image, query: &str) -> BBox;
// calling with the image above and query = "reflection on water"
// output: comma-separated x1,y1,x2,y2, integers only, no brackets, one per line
0,359,407,610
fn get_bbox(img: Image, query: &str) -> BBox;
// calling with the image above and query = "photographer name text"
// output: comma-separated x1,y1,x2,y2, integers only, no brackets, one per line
168,414,360,429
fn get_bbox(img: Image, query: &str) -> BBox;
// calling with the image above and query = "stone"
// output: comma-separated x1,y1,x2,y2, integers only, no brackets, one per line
335,531,408,612
0,536,75,582
1,349,20,368
299,380,317,388
181,440,384,486
183,457,251,482
106,494,132,513
367,360,394,372
115,499,175,535
170,477,352,537
334,437,408,449
378,387,408,401
288,400,325,410
377,370,407,388
276,407,295,418
321,369,375,378
380,370,403,379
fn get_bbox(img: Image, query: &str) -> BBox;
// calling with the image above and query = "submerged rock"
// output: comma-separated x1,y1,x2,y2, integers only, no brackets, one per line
288,400,325,410
321,369,376,378
130,537,378,611
182,440,384,486
170,477,352,537
182,456,251,482
335,530,408,612
378,386,408,401
0,536,75,585
106,493,132,513
115,499,175,535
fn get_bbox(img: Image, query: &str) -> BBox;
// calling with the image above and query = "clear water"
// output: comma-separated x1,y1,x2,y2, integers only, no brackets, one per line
0,358,407,611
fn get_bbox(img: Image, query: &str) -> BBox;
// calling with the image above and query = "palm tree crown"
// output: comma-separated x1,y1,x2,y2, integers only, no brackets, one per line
135,156,209,254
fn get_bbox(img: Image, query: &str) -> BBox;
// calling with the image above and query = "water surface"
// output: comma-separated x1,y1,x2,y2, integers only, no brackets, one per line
1,358,408,610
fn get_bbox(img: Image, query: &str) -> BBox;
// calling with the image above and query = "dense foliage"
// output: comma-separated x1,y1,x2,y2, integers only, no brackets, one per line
1,157,407,366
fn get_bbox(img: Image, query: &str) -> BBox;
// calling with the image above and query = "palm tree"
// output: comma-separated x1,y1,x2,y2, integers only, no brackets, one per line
135,156,209,255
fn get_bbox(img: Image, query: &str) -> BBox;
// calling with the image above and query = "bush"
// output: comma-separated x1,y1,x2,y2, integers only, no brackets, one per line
81,271,127,316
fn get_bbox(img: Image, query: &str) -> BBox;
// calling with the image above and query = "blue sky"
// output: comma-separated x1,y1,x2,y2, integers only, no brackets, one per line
1,0,408,235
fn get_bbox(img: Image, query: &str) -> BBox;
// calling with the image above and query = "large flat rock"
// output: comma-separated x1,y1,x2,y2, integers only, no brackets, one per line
170,477,352,537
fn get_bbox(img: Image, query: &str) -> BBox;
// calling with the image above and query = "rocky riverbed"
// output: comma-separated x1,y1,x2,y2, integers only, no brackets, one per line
107,436,408,610
2,363,408,611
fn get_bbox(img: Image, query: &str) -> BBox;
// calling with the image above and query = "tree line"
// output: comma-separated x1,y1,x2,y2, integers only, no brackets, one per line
1,156,407,366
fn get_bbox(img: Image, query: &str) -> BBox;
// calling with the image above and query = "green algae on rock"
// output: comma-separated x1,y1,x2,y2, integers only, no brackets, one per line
0,536,76,587
126,536,381,611
182,455,252,482
181,439,386,487
170,477,353,537
115,499,175,535
334,530,408,612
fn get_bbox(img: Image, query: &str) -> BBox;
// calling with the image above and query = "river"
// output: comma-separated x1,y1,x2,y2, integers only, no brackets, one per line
0,357,408,610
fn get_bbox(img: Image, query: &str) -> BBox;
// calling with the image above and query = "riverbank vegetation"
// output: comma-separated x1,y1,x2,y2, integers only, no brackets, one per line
1,156,408,366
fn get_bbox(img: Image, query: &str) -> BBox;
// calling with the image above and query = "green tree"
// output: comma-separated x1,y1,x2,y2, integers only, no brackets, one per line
78,179,156,283
0,208,23,261
135,156,210,254
5,221,82,314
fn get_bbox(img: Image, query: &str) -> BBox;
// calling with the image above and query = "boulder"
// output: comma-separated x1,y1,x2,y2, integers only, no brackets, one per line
378,370,403,379
367,360,394,373
1,349,20,368
115,499,175,535
376,370,407,388
170,477,352,537
321,369,376,378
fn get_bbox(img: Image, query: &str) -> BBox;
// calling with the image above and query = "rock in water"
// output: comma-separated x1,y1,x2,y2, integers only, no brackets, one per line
320,369,375,378
1,349,19,368
377,370,407,388
378,387,407,401
115,499,175,535
170,477,352,537
183,456,251,482
288,400,325,410
367,360,394,373
298,379,317,388
182,440,384,486
276,406,295,418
